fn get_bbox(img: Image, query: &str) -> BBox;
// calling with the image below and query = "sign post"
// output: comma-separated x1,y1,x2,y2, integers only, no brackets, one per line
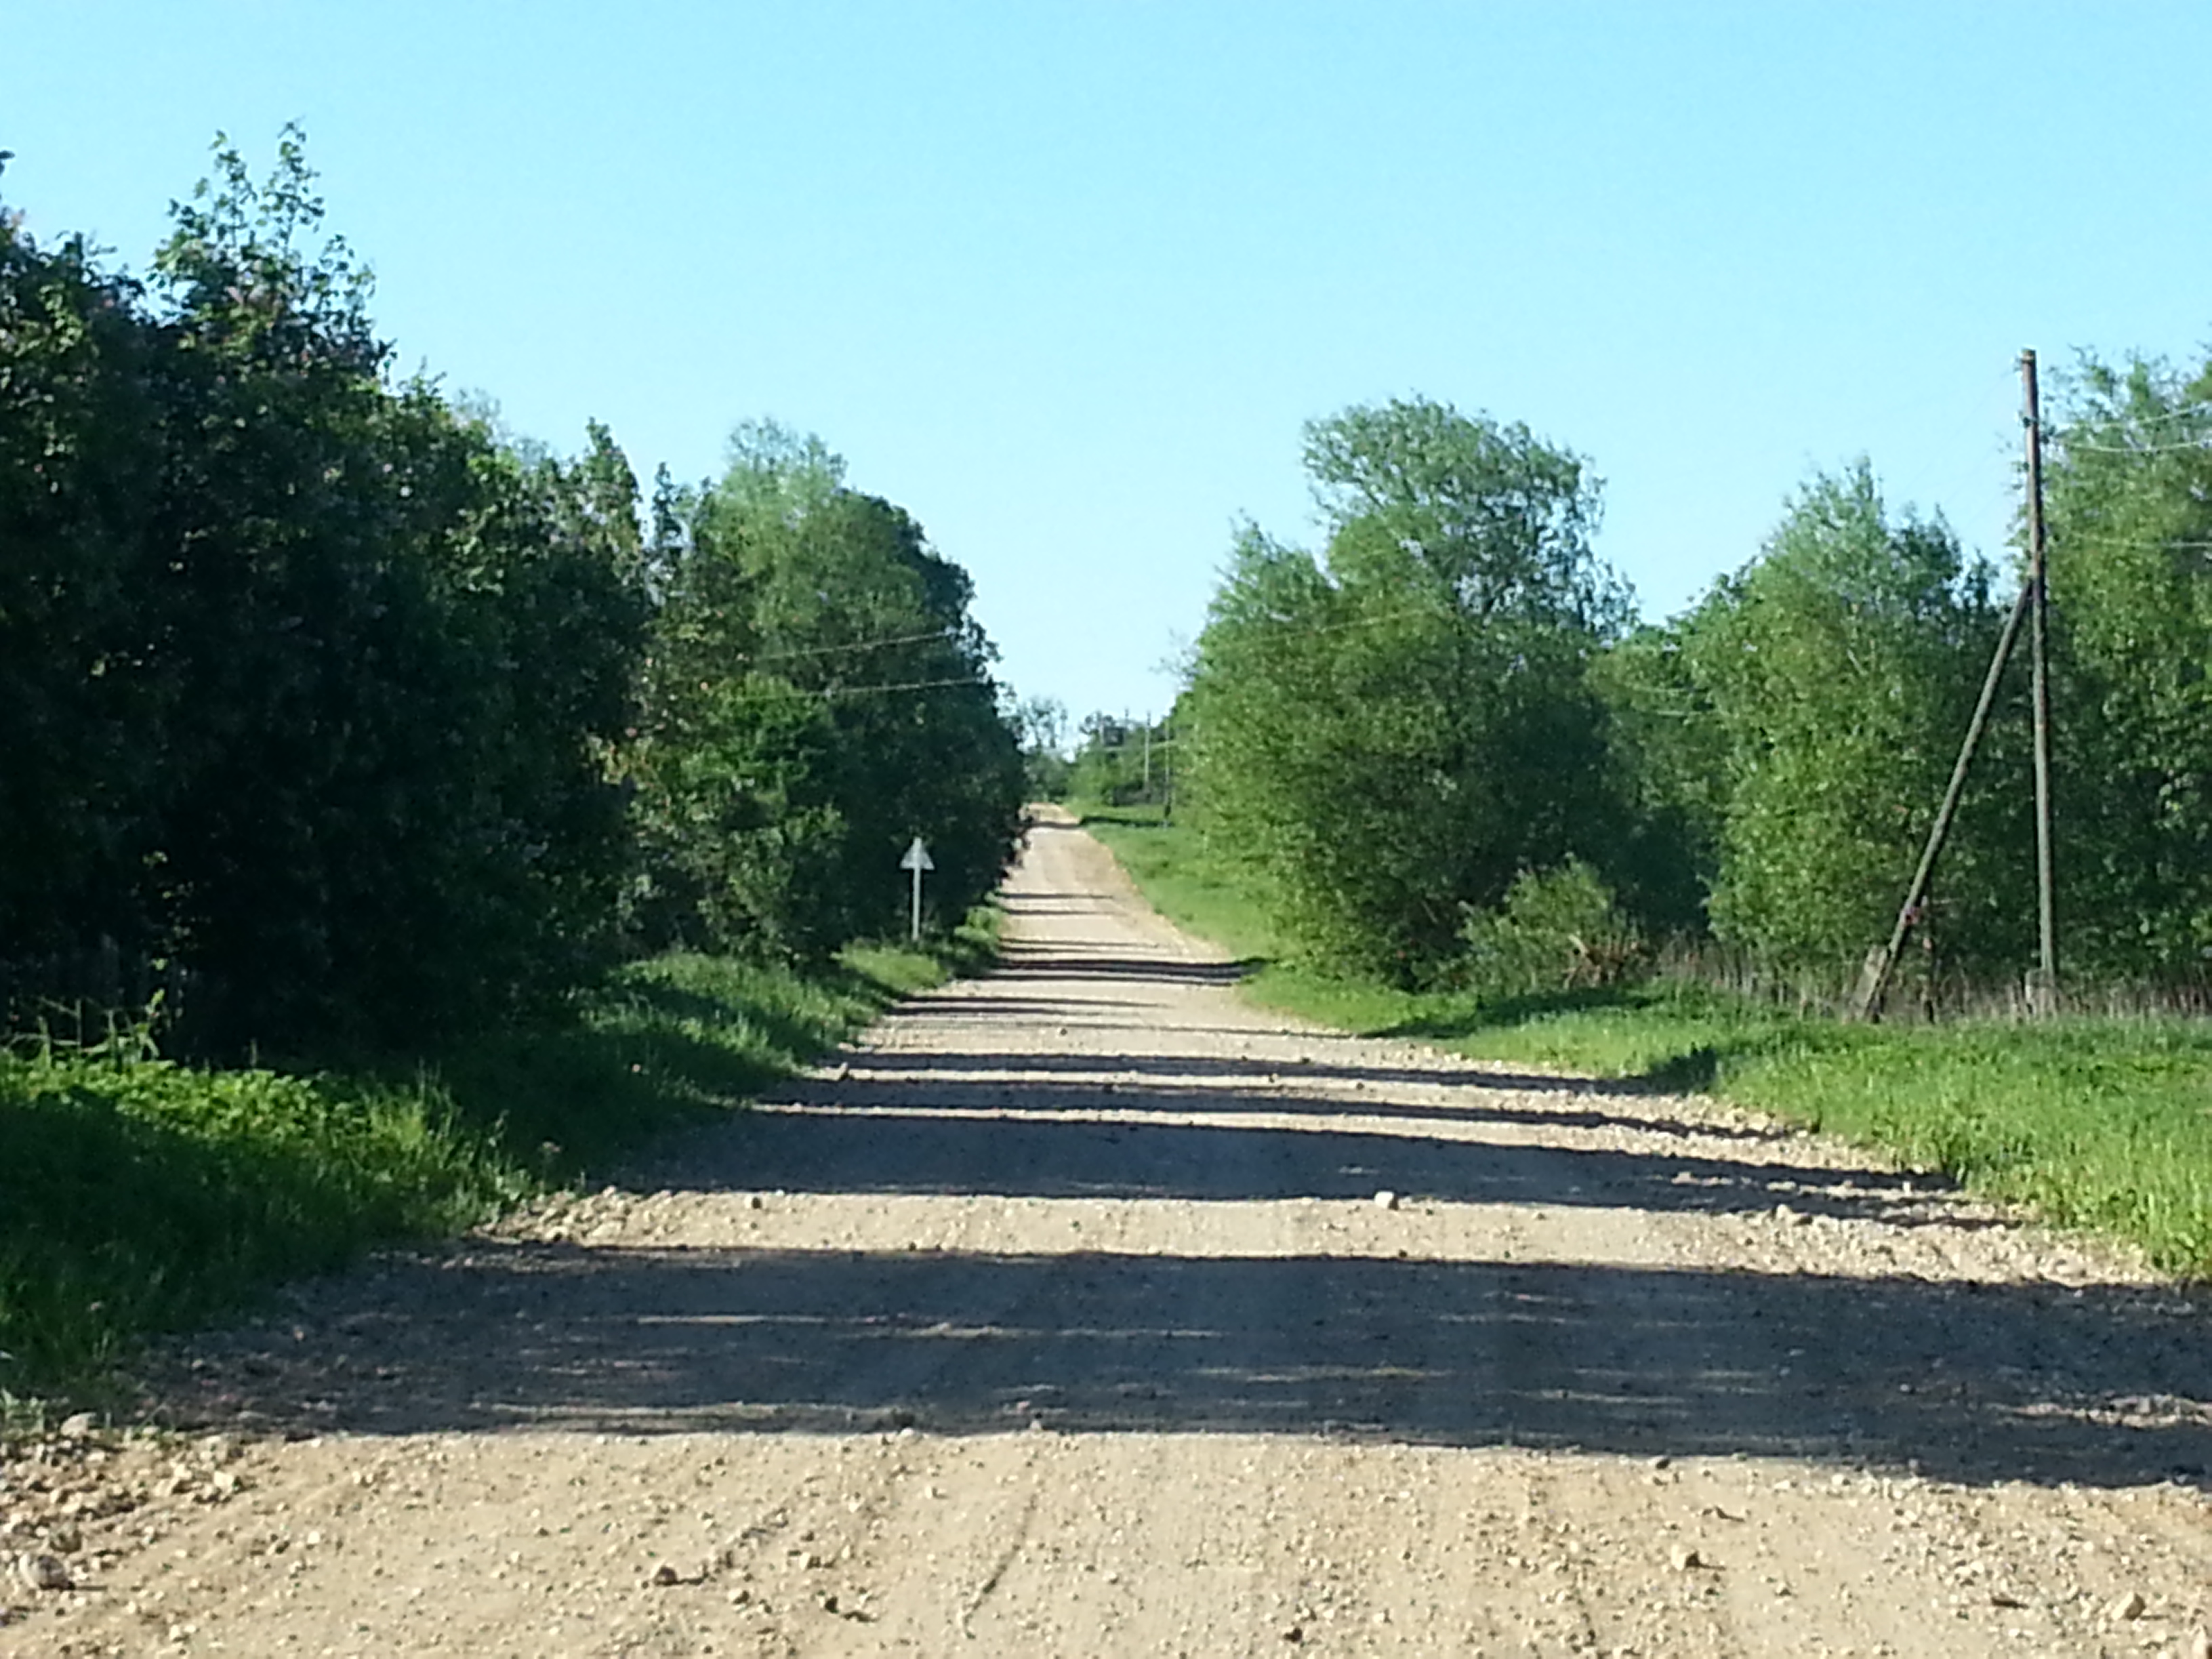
899,836,934,943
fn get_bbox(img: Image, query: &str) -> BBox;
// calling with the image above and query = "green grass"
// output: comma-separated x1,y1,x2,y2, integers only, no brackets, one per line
0,909,998,1404
1085,813,2212,1279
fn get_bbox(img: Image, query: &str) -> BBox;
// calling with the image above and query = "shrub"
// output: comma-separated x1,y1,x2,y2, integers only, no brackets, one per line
1455,859,1647,997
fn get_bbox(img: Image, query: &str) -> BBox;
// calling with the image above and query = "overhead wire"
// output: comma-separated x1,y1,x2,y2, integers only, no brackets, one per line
2054,399,2212,432
740,626,962,663
720,673,991,706
2053,435,2212,455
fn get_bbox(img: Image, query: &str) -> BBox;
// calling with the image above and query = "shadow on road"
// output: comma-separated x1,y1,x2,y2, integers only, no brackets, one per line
171,1240,2211,1492
653,1086,1962,1230
148,826,2212,1502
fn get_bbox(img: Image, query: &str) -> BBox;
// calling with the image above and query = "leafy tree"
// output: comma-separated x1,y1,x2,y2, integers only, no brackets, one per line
1586,622,1727,937
1685,463,2025,982
0,166,167,975
1185,397,1629,979
2043,352,2212,977
1066,712,1172,808
629,423,1021,957
1011,695,1071,800
2,133,647,1047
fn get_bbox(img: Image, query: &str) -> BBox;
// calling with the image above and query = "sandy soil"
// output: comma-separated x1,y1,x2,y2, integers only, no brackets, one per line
5,814,2209,1657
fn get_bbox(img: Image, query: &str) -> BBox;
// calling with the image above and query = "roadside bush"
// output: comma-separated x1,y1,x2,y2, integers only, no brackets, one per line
1454,860,1648,998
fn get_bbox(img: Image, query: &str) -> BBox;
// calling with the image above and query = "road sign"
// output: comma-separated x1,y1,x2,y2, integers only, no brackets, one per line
901,837,933,941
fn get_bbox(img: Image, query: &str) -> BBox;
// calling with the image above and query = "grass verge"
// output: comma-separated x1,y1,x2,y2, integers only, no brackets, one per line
1084,813,2212,1279
0,909,998,1404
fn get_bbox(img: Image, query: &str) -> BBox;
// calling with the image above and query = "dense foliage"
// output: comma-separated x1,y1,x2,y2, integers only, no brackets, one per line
1680,466,2029,978
1065,711,1170,810
1181,383,2212,1005
1183,396,1631,982
2044,356,2212,979
627,424,1023,958
0,135,1024,1054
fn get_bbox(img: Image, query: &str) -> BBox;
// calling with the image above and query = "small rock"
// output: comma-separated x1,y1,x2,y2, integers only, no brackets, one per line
651,1561,681,1586
746,1193,764,1210
1772,1204,1799,1225
1374,1190,1399,1211
1668,1545,1703,1572
2108,1589,2146,1621
58,1412,96,1441
15,1553,71,1592
2184,1628,2210,1659
1282,1625,1305,1643
209,1469,243,1496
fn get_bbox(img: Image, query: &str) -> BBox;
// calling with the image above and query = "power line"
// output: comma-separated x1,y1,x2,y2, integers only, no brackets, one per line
2055,533,2212,552
2057,400,2212,432
741,626,962,664
722,673,989,706
2053,435,2212,455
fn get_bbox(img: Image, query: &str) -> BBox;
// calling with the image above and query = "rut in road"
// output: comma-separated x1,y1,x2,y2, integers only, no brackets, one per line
14,815,2211,1658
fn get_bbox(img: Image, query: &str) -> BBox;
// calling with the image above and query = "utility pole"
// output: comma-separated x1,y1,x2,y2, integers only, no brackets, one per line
1853,582,2032,1019
2022,350,2059,1015
1142,715,1153,799
1855,352,2064,1021
1162,720,1174,821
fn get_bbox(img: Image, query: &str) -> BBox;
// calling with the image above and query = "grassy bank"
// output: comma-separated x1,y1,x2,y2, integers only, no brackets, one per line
0,912,996,1402
1084,811,2212,1278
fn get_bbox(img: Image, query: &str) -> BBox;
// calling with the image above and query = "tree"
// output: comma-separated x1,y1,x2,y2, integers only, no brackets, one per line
2,131,648,1047
1685,463,2024,983
628,423,1022,958
2043,352,2212,978
1185,397,1630,979
1011,695,1071,800
0,165,168,979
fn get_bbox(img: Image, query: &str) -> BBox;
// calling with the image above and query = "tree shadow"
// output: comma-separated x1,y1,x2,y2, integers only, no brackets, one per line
166,1240,2212,1492
986,951,1261,988
635,1098,1979,1229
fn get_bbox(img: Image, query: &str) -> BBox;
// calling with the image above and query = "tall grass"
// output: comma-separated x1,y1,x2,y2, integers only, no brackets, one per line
1085,814,2212,1278
0,912,998,1401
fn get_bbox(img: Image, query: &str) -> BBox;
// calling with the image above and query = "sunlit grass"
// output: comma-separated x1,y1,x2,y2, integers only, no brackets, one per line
0,911,998,1401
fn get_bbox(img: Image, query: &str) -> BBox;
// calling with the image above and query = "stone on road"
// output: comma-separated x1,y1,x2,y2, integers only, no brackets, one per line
12,813,2209,1656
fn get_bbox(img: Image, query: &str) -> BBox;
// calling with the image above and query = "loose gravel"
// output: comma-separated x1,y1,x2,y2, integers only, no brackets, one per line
5,814,2207,1656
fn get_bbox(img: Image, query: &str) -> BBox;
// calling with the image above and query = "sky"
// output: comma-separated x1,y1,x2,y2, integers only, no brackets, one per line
8,3,2210,725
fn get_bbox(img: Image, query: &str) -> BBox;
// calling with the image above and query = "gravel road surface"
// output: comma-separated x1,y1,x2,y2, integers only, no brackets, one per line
6,815,2209,1656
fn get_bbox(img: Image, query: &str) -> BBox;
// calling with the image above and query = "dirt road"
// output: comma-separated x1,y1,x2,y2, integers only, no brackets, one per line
8,817,2211,1656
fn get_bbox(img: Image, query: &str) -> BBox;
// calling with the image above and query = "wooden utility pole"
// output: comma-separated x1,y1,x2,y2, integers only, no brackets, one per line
1856,352,2067,1021
2022,350,2060,1014
1852,581,2032,1020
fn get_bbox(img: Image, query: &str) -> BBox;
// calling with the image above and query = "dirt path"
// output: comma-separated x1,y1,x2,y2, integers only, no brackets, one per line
8,816,2211,1657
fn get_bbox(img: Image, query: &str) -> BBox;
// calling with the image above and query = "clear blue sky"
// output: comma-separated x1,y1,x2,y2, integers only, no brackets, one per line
9,3,2209,724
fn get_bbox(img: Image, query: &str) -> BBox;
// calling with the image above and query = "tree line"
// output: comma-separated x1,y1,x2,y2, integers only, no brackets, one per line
0,134,1023,1052
1177,382,2212,1005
